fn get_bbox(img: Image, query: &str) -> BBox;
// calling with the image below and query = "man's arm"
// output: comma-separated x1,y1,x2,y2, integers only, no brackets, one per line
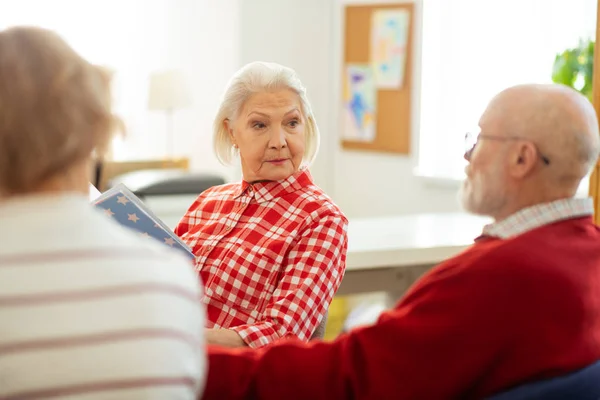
201,260,518,399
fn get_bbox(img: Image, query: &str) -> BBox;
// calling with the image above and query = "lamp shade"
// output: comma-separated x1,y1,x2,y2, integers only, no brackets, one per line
147,70,192,111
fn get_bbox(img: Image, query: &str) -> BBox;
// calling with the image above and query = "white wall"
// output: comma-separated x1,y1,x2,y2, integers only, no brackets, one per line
158,0,240,181
238,0,461,217
0,0,462,218
332,0,461,217
238,0,336,192
0,0,240,182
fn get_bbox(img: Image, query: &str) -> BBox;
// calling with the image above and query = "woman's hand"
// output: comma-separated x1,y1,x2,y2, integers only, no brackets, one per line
205,328,247,348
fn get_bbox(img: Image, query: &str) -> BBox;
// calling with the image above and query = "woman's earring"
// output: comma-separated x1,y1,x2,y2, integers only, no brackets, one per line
232,143,238,149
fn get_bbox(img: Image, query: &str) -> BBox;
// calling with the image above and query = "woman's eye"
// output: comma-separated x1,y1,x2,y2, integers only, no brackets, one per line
252,122,266,129
288,119,299,128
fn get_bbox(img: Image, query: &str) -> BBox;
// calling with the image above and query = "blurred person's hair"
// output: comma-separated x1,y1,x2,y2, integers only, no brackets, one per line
0,26,121,196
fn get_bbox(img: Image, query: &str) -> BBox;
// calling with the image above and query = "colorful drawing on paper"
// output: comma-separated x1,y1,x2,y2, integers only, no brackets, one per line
371,9,410,89
343,64,377,142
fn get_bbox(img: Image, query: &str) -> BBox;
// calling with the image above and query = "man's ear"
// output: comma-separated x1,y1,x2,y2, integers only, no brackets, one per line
510,142,537,178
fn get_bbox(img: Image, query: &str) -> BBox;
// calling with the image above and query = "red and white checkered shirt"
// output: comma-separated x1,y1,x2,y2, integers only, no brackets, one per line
482,197,594,239
175,169,348,348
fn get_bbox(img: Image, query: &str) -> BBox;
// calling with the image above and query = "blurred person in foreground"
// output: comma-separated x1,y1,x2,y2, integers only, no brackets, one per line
201,83,600,399
0,26,205,399
175,62,348,348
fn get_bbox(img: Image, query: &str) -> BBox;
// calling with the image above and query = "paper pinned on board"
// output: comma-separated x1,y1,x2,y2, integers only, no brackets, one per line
370,8,410,89
342,64,377,142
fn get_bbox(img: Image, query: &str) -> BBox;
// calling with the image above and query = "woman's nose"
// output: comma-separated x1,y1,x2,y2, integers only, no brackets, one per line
269,128,287,149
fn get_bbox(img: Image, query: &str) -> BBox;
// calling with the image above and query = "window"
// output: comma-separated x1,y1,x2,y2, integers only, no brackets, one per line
0,0,172,160
417,0,597,194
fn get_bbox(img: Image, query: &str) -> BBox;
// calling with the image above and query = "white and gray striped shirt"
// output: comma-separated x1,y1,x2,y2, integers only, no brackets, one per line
0,193,206,399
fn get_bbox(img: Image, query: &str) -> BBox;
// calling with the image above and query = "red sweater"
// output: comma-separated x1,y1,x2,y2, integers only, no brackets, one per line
202,217,600,399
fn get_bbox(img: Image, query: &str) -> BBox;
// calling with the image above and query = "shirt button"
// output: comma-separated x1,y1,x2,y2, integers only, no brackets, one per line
206,246,212,253
225,226,232,231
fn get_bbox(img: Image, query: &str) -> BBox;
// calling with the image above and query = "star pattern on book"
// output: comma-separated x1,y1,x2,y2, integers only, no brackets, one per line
92,184,194,260
117,195,129,205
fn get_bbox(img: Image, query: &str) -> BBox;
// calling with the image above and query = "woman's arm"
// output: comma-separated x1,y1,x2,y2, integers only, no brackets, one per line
205,328,246,348
227,212,348,348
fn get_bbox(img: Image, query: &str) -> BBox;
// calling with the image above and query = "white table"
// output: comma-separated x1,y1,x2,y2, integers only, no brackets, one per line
147,198,490,300
338,213,491,300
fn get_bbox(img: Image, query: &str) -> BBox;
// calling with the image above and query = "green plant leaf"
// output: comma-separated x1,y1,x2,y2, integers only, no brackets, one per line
552,39,594,101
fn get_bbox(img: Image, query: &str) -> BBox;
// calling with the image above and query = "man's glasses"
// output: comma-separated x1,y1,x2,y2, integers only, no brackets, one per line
464,132,550,165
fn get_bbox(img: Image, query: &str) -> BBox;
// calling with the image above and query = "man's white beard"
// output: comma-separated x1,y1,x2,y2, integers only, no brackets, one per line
459,170,508,218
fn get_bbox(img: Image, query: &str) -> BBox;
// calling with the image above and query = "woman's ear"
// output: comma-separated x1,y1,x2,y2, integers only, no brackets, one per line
223,119,236,146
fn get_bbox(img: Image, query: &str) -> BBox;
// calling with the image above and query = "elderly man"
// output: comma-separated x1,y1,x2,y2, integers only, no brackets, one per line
201,83,600,400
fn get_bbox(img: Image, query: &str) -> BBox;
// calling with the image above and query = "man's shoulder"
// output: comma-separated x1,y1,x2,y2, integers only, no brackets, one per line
432,218,599,282
399,239,534,311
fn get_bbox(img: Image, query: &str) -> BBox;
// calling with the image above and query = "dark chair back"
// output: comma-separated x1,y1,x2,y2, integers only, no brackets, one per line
107,169,225,199
486,360,600,400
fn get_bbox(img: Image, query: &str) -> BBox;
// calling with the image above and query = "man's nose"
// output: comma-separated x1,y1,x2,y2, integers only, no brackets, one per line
464,147,473,161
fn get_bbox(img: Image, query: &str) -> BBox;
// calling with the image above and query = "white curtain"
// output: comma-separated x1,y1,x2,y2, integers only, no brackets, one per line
418,0,597,189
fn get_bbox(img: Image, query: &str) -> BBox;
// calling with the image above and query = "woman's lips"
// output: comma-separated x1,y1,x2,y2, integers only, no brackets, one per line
266,159,288,164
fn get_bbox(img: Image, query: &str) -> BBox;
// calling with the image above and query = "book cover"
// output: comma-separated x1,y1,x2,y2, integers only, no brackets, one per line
92,183,195,260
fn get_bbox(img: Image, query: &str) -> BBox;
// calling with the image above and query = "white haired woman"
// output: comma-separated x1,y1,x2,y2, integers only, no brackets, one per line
175,62,348,348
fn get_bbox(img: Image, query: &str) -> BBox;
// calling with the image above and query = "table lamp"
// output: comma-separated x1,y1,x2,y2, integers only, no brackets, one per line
147,70,192,157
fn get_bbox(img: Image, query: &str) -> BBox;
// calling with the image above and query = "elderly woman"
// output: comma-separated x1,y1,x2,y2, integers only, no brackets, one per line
0,26,205,398
175,62,348,348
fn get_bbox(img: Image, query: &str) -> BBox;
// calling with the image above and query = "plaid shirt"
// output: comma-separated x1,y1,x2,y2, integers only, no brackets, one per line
482,197,594,239
175,169,348,348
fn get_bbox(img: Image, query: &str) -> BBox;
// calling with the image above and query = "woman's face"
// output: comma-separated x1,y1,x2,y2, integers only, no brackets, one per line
225,89,306,183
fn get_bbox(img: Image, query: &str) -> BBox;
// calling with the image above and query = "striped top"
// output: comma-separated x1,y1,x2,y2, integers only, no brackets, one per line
0,193,206,399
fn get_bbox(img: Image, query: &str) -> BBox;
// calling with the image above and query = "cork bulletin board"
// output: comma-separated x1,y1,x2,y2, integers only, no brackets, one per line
341,3,414,154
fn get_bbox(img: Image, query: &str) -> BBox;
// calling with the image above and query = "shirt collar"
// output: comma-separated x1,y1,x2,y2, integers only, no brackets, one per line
481,197,594,239
232,168,313,203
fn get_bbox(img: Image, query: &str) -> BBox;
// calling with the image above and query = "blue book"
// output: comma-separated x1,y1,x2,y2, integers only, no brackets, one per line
92,183,195,260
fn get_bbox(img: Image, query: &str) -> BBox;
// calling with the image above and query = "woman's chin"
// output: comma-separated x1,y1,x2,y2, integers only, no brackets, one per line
261,165,295,181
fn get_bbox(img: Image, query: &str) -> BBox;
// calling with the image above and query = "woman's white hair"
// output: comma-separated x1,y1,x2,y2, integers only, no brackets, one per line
213,61,320,166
